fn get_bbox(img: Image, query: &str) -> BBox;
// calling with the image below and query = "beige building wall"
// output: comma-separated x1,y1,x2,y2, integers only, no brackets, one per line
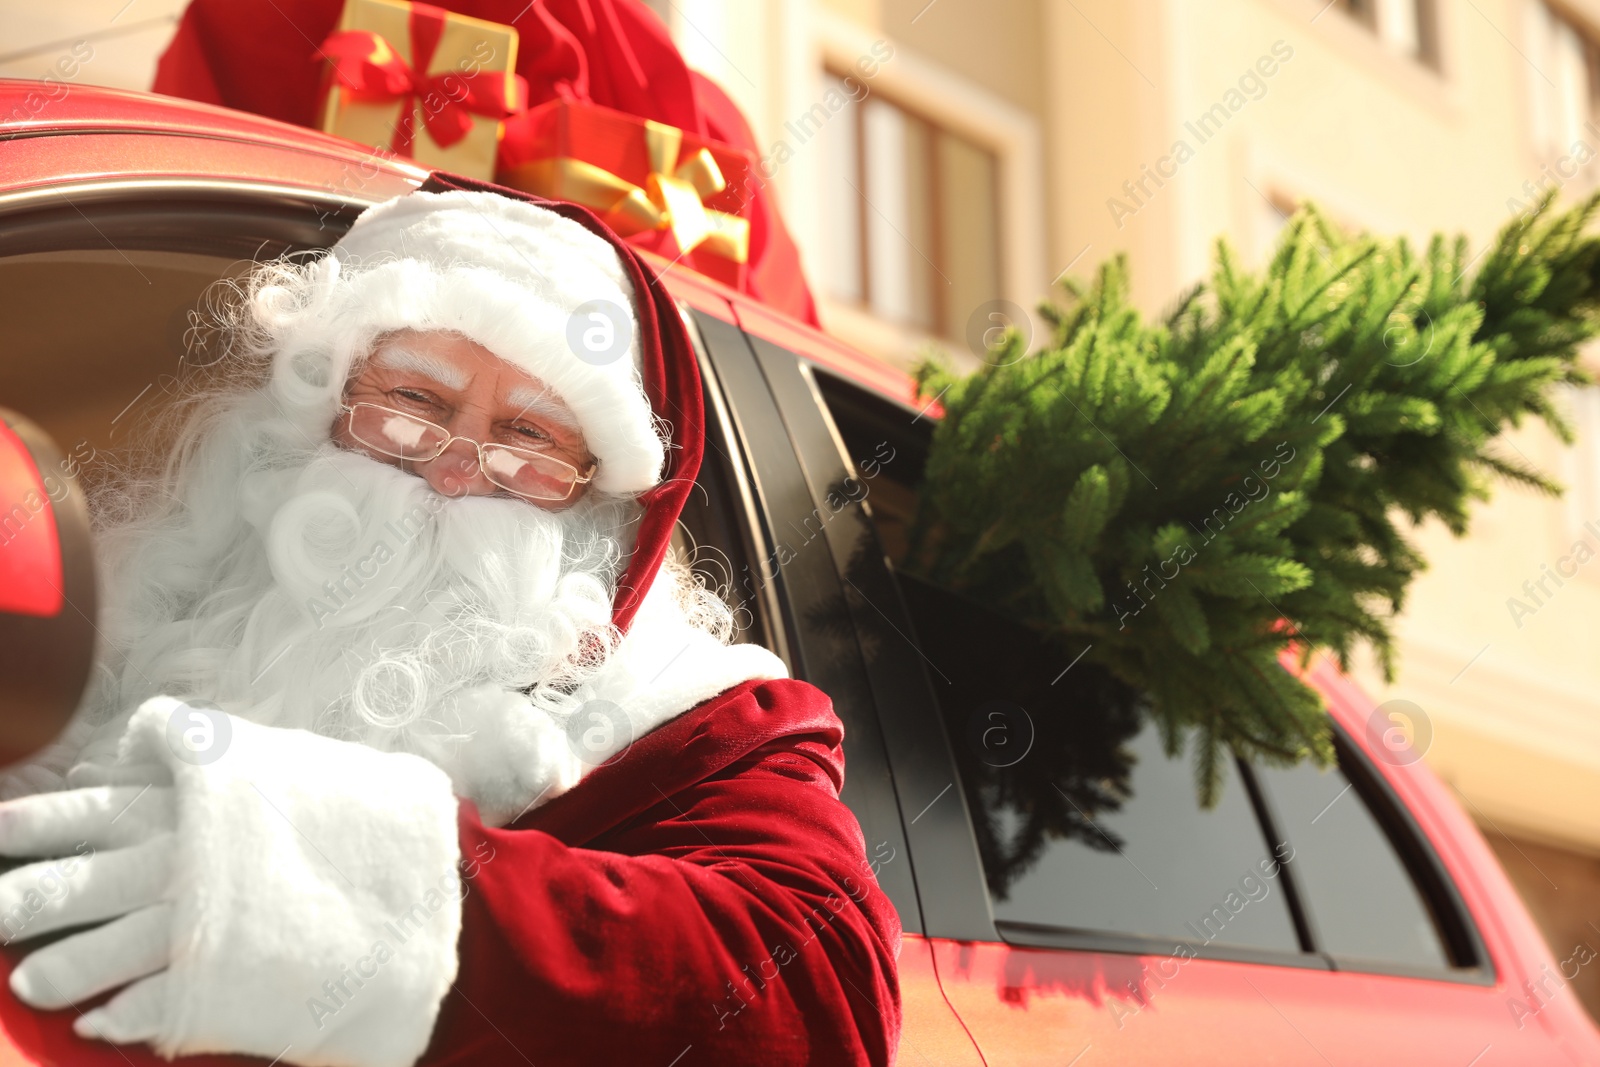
0,1,185,90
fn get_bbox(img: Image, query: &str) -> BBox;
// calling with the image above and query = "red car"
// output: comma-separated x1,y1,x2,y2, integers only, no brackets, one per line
2,79,1598,1066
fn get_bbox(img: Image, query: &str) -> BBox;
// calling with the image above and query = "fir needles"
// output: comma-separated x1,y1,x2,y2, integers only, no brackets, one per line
908,191,1600,805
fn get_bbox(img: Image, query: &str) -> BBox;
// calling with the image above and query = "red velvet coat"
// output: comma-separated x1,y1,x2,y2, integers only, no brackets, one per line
0,676,904,1065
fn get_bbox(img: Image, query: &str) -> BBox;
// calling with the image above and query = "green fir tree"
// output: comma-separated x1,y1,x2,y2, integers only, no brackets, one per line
907,191,1600,805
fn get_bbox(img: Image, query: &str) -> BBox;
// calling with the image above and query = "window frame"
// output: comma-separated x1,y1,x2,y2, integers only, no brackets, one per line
1305,725,1495,982
686,310,926,935
818,64,1003,343
1332,0,1444,70
1336,0,1382,32
1562,381,1600,563
809,10,1046,372
674,306,791,665
806,362,1495,984
0,177,380,257
1524,1,1600,189
1266,0,1454,109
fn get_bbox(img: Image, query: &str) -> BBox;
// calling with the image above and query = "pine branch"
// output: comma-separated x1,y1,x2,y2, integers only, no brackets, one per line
908,192,1600,805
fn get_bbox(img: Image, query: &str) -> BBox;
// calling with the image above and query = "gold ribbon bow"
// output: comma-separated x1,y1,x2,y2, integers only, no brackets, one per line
508,119,751,263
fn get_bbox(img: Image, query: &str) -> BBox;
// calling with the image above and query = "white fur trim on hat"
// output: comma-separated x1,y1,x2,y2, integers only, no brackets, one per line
328,191,664,495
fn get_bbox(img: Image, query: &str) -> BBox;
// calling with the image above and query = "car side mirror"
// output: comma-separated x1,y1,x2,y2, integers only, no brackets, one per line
0,409,96,768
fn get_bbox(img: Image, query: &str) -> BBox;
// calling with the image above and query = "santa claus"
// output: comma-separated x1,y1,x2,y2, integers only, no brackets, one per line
0,189,902,1065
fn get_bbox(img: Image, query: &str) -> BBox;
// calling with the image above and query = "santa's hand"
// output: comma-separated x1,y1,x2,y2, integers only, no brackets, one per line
0,782,175,857
7,863,173,1030
17,695,467,1067
0,785,177,1029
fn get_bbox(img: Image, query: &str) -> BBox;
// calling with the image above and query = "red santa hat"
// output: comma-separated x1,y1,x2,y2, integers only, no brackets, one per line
333,176,705,635
329,189,664,495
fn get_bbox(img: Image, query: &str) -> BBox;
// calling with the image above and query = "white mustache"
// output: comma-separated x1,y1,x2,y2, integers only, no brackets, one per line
85,437,627,762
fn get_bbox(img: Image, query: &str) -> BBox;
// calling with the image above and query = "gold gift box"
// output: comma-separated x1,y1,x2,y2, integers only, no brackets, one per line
317,0,519,180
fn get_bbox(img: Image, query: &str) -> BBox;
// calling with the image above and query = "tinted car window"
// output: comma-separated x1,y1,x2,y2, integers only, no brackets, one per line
897,572,1302,951
1253,757,1451,969
814,368,1301,953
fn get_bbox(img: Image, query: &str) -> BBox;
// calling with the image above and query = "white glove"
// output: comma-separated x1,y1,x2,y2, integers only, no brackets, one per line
0,697,464,1067
0,766,176,1043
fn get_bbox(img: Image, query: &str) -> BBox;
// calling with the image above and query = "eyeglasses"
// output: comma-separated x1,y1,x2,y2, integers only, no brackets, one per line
344,402,597,502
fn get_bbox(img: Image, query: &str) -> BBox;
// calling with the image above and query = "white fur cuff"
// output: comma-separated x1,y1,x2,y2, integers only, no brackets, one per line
118,698,463,1067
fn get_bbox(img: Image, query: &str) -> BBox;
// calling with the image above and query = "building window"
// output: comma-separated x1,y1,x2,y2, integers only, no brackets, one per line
1567,384,1600,544
1334,0,1441,68
1335,0,1380,31
819,72,1003,343
1253,186,1301,260
1526,1,1600,169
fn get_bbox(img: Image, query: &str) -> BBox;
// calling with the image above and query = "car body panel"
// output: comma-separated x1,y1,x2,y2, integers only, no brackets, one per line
1305,656,1599,1053
2,80,408,153
0,129,420,203
730,294,930,413
898,936,989,1066
927,934,1551,1066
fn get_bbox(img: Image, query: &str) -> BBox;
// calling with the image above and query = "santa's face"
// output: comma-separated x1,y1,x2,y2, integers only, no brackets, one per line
333,330,598,510
54,329,638,771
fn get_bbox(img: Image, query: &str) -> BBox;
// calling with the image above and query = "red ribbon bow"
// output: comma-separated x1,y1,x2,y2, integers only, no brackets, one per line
320,2,526,156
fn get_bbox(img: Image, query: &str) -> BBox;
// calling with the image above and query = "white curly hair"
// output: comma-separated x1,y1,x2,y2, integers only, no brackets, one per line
6,250,737,796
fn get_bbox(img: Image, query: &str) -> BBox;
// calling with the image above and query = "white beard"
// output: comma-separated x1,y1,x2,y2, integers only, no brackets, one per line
144,445,620,733
4,389,784,821
16,417,632,786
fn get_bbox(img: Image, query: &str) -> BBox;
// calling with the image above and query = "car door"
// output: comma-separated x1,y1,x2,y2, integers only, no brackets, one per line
734,327,1588,1066
672,306,985,1066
